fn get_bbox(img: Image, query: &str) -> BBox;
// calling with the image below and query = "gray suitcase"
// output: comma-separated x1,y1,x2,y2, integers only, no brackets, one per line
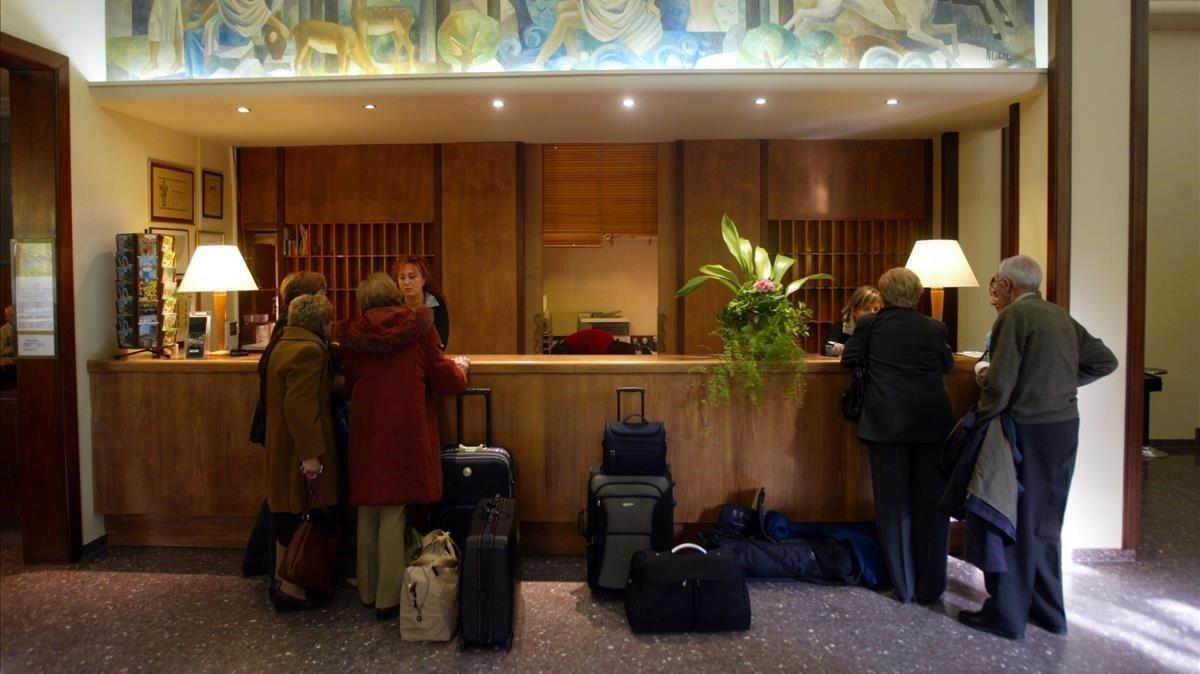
578,464,674,592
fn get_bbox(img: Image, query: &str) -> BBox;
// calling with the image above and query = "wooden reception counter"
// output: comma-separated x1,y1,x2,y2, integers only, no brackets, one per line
89,354,980,552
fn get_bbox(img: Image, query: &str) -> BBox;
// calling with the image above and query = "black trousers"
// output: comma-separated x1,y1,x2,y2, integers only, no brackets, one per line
982,418,1080,637
866,442,949,603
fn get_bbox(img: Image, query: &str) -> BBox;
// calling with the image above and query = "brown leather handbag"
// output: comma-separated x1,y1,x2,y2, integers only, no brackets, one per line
279,476,339,593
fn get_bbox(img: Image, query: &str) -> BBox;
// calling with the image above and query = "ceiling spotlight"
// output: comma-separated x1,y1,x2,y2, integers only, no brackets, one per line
885,98,899,106
236,106,251,113
363,103,377,110
492,99,505,109
754,97,767,106
622,97,636,108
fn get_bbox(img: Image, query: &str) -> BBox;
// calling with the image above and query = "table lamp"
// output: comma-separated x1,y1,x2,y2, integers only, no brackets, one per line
178,245,259,355
904,239,978,322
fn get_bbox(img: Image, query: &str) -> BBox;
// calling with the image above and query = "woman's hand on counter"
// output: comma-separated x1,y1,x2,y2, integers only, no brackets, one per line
300,458,323,480
452,356,470,376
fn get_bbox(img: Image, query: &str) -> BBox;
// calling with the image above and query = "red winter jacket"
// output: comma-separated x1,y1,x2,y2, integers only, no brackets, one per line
340,305,467,506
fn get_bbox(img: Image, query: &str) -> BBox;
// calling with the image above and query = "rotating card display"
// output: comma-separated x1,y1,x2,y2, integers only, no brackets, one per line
115,233,179,350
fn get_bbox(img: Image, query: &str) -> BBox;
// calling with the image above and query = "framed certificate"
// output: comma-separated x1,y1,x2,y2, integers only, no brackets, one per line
149,160,195,224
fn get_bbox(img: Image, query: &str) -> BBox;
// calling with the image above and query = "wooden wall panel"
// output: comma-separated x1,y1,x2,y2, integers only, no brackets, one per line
284,145,436,223
441,143,521,354
236,147,279,227
680,140,762,355
767,140,930,220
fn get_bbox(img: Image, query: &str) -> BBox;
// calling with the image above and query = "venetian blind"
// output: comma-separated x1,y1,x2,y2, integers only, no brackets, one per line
543,143,658,246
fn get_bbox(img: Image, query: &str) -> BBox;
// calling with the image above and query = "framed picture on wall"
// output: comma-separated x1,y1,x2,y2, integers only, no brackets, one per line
147,226,193,275
202,170,224,219
197,230,225,247
149,161,195,224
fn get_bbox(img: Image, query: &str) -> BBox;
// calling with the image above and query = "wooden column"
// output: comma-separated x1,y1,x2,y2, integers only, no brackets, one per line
679,140,761,355
941,132,960,349
1001,103,1021,259
440,143,522,354
1048,0,1073,307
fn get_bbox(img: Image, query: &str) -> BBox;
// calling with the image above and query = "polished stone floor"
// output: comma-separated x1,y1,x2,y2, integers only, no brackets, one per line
1,452,1197,673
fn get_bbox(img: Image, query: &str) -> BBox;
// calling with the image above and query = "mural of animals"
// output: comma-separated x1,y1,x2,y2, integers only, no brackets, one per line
104,0,1040,80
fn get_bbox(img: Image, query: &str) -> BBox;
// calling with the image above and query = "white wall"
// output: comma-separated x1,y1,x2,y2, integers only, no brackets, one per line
1147,28,1200,440
1,0,236,544
543,239,658,337
957,131,1003,353
1064,0,1131,552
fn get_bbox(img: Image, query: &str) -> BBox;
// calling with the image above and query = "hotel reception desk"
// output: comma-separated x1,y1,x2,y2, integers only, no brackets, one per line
89,354,980,552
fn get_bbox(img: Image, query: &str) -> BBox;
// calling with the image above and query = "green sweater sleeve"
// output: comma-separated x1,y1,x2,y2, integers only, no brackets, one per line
1075,319,1119,386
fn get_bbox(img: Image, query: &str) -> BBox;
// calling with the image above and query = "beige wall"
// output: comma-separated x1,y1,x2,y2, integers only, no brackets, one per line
1147,28,1200,440
1066,0,1131,552
1019,86,1049,273
543,239,659,337
956,131,1003,353
2,0,236,544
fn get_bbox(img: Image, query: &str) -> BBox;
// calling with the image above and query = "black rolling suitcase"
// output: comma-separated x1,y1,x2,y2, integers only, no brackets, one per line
461,496,518,651
602,387,667,476
579,464,674,592
433,389,515,548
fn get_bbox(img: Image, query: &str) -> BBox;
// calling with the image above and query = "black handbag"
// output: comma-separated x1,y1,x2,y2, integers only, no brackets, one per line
602,387,667,476
840,319,875,422
624,543,751,634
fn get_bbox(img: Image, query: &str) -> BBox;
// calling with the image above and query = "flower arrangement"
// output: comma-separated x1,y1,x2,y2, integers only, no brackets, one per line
675,214,832,408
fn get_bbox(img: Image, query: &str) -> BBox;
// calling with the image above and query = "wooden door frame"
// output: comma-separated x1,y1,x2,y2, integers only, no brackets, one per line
0,32,82,563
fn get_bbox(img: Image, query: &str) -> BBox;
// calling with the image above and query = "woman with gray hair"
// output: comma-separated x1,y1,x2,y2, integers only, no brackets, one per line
264,293,342,612
842,267,955,605
339,273,468,621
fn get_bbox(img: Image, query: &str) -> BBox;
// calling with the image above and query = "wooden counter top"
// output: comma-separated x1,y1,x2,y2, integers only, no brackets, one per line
89,353,979,375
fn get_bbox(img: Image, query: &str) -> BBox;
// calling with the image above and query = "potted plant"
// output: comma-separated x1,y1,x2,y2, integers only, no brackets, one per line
675,214,832,408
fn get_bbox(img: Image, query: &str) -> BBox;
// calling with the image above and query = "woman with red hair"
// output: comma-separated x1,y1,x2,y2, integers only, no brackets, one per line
394,256,450,350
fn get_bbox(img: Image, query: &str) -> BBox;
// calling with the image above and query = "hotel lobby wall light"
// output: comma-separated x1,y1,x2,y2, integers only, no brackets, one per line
754,97,767,105
236,106,251,113
363,103,377,110
492,99,505,109
885,98,899,105
622,97,636,108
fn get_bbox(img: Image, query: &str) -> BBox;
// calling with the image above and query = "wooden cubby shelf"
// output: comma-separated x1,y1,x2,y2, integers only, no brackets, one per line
767,218,931,353
280,221,438,322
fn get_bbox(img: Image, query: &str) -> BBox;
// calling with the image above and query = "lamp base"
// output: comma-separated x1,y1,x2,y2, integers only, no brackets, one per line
931,287,945,323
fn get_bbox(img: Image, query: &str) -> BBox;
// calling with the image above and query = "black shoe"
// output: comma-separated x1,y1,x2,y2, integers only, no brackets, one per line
272,588,317,613
958,610,1024,641
916,595,943,607
375,606,400,622
1029,613,1068,635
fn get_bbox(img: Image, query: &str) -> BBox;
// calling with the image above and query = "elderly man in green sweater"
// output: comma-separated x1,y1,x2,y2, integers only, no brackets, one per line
958,255,1118,641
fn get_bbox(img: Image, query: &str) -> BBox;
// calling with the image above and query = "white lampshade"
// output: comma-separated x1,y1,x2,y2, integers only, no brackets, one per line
178,245,259,293
904,240,979,288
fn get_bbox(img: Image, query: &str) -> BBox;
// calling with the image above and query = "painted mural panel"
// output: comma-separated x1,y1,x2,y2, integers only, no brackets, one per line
105,0,1042,81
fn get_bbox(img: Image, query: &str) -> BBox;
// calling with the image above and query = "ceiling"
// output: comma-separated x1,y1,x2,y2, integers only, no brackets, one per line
89,70,1045,147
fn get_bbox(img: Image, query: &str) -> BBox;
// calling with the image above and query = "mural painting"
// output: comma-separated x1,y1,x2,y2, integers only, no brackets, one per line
104,0,1041,81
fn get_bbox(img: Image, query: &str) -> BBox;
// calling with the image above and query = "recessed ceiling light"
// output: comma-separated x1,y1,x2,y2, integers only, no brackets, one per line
622,97,636,108
885,98,899,106
492,99,505,109
363,103,377,110
236,106,251,113
754,97,767,106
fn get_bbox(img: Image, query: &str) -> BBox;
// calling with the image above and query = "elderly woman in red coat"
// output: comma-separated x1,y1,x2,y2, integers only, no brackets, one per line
339,273,469,621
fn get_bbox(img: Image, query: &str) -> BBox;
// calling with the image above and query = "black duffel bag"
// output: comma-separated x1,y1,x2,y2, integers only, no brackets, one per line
700,531,860,586
624,543,751,634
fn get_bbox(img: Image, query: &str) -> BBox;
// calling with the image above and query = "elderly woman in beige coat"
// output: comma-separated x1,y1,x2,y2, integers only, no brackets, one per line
266,293,341,611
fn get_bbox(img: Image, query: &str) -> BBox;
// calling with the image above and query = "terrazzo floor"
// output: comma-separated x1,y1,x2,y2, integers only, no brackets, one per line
1,452,1197,673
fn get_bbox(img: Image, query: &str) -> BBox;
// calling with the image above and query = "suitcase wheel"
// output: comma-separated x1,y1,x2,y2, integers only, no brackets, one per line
504,637,513,652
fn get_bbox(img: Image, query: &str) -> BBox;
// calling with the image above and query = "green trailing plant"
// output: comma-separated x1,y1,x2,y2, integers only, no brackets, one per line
676,214,832,408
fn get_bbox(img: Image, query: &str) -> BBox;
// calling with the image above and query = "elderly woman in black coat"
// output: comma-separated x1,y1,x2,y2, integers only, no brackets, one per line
842,267,955,605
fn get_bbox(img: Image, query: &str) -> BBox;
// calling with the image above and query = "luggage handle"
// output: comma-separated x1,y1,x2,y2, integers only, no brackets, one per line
456,388,493,447
577,510,587,538
616,387,647,424
671,543,707,555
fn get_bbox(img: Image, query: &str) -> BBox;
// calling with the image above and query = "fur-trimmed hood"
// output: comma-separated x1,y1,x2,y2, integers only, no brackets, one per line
340,305,433,354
